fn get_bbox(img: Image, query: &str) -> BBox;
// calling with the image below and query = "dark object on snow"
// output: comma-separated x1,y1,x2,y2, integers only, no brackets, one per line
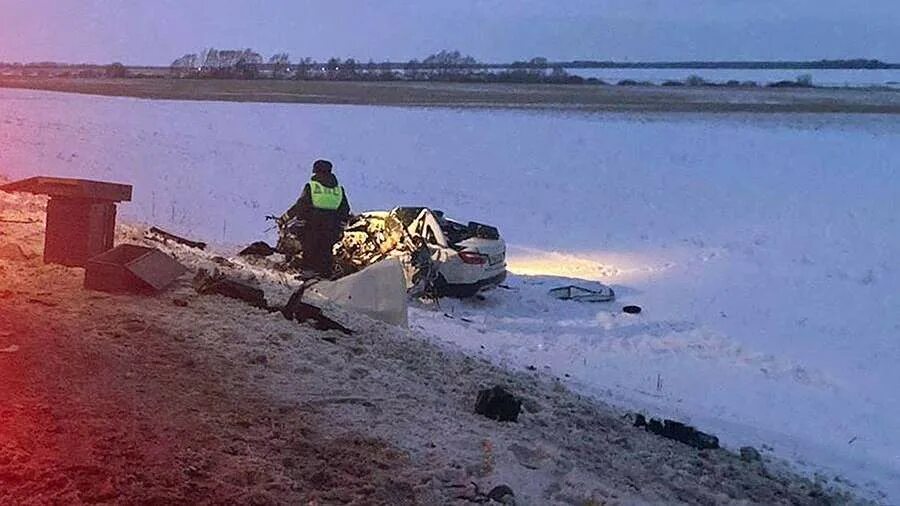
85,244,186,294
467,482,515,504
282,286,353,335
148,227,207,250
487,485,515,502
623,305,642,314
238,241,277,257
740,446,762,462
1,176,132,267
191,269,352,338
193,269,267,308
474,386,522,422
549,284,615,303
634,414,719,450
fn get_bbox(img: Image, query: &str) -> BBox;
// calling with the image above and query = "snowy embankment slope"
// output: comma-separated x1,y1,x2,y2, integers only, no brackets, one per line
1,88,898,502
2,177,855,505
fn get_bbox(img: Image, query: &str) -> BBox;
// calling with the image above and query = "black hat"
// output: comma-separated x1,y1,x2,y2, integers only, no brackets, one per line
313,159,333,173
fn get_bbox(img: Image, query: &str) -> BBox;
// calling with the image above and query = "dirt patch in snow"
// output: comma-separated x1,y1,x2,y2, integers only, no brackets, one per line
0,186,867,505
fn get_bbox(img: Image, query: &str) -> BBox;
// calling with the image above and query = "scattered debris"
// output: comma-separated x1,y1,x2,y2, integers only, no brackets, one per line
474,386,522,422
623,305,643,314
740,446,762,462
238,241,277,257
634,414,720,450
0,345,19,353
190,268,354,335
281,286,353,335
192,269,267,309
548,284,615,303
487,484,515,504
463,483,516,504
85,244,187,294
443,313,476,324
147,226,207,250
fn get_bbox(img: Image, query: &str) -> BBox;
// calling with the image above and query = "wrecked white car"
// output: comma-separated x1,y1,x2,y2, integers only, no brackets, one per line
335,207,507,298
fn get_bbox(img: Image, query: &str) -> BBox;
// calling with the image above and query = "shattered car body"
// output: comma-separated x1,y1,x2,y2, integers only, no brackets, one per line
279,207,507,297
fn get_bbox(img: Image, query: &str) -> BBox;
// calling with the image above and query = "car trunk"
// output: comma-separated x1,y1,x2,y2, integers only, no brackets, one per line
455,237,506,268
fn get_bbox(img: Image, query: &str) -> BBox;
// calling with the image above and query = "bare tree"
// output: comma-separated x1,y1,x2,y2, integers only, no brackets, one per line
269,52,291,79
104,62,128,78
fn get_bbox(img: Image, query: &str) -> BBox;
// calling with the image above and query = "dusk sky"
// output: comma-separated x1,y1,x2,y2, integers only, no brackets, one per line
1,0,898,64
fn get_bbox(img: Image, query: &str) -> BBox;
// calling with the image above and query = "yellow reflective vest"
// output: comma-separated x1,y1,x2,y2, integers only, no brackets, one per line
309,180,344,211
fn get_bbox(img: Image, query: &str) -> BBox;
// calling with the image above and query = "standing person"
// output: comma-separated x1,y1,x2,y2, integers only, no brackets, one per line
280,159,350,277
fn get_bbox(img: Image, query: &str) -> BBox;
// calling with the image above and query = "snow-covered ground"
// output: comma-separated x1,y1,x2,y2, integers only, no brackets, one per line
1,89,898,503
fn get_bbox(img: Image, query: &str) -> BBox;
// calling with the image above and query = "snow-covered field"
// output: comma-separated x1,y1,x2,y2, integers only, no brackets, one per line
1,89,898,502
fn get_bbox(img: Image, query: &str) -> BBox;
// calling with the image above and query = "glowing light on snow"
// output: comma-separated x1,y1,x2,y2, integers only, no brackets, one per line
505,246,662,282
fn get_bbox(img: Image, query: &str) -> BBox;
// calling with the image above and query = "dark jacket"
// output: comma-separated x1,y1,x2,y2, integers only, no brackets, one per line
285,172,350,232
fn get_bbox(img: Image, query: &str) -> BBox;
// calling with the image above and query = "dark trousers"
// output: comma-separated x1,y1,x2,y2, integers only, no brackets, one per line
301,228,339,277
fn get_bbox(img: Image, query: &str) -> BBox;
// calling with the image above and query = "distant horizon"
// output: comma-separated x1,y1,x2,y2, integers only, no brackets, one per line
3,57,898,69
2,1,899,65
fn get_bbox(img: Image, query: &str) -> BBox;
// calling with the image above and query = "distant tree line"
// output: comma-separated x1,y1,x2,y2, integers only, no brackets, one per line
162,48,851,88
645,73,816,89
1,51,894,89
0,61,132,79
167,48,604,85
565,59,894,70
